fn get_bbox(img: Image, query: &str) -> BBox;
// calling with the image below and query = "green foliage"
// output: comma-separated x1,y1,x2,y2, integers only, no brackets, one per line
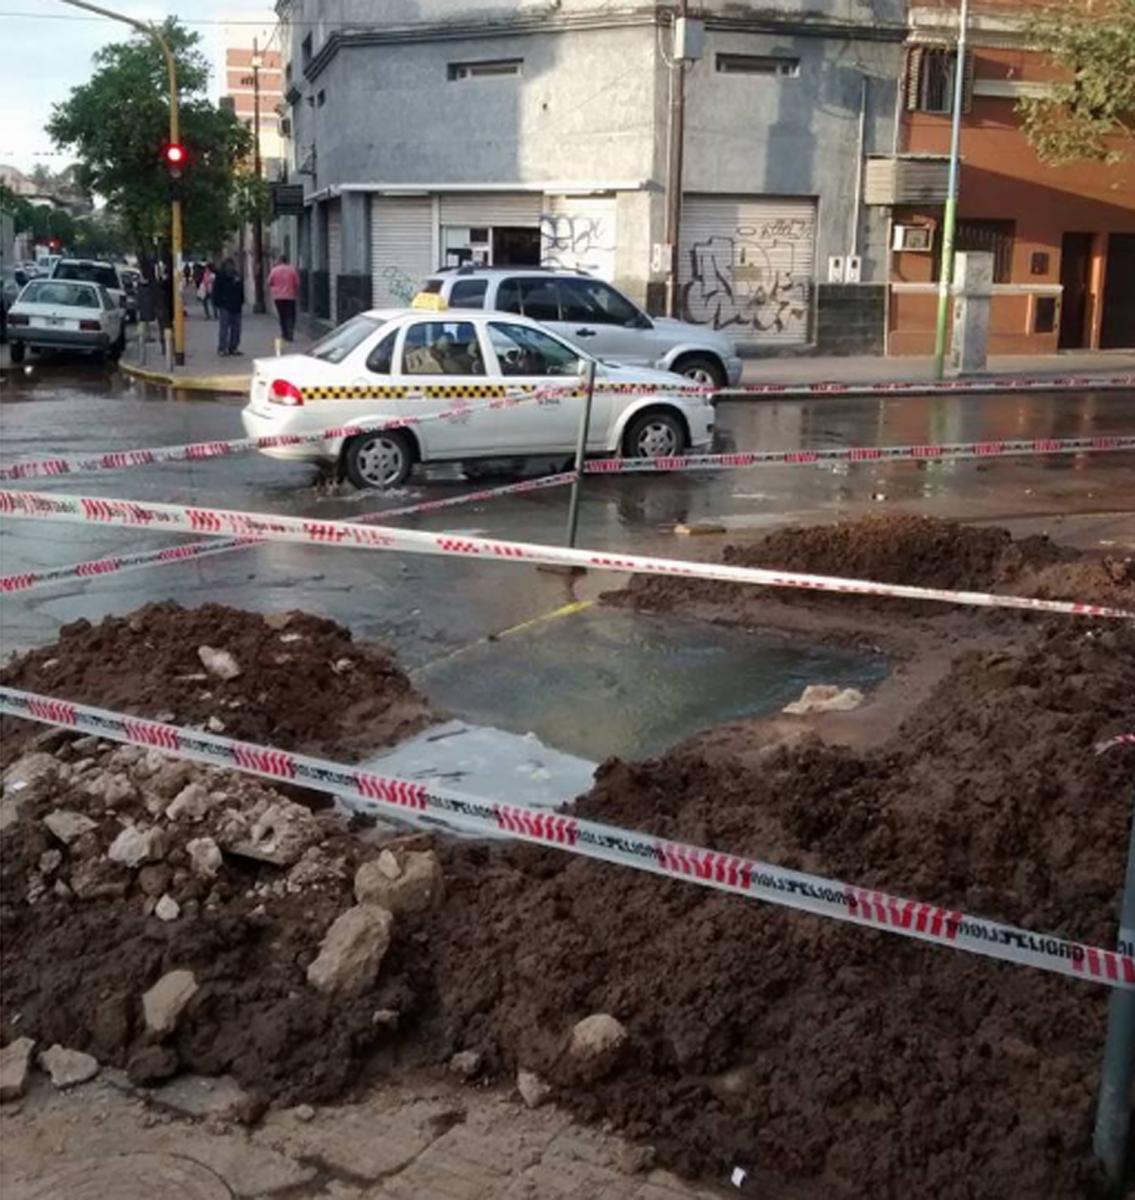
0,184,35,233
1018,0,1135,164
231,171,272,226
47,17,253,255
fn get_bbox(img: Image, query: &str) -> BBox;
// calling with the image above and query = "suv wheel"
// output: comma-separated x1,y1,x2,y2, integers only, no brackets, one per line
10,341,25,364
624,410,688,459
343,429,414,489
673,354,726,389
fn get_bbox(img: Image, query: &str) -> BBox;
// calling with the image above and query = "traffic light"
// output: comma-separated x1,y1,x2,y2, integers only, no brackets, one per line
162,143,186,179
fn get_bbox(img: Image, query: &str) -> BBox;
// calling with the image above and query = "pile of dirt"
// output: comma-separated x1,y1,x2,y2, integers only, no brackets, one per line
0,602,434,764
610,514,1134,621
427,620,1135,1199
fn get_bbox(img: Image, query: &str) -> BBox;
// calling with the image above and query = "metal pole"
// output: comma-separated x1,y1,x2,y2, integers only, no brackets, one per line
932,0,969,381
564,359,597,548
1093,776,1135,1196
56,1,184,366
850,73,868,261
252,37,266,315
663,0,688,318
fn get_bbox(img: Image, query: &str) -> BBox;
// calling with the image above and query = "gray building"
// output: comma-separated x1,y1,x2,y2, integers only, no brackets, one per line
276,0,905,352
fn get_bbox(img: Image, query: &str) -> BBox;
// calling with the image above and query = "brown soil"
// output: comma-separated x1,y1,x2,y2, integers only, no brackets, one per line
608,514,1134,621
0,602,435,765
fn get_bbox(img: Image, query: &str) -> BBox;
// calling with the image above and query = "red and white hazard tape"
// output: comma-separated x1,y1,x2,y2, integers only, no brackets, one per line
1,684,1131,990
0,472,578,596
1096,733,1135,755
2,488,1132,619
690,373,1135,399
583,434,1135,476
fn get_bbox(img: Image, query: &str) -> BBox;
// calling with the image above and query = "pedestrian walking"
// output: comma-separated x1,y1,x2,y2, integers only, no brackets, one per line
197,263,215,320
213,259,245,356
266,253,301,342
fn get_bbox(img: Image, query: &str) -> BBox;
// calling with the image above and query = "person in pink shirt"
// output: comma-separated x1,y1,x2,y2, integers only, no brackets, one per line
266,253,301,342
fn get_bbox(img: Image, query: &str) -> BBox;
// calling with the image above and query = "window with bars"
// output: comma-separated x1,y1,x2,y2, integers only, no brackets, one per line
716,54,800,77
933,219,1016,283
906,45,974,114
447,59,523,81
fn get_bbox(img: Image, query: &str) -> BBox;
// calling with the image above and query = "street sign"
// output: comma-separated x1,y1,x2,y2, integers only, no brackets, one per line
271,183,305,216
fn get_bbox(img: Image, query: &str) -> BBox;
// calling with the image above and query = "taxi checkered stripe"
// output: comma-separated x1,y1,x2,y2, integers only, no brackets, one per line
301,383,543,401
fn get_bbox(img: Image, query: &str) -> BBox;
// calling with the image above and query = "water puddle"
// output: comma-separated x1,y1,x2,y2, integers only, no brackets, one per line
415,608,889,762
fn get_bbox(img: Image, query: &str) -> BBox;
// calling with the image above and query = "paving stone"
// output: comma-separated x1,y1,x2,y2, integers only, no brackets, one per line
284,1109,436,1182
173,1134,316,1197
501,1159,640,1199
384,1124,539,1198
147,1074,253,1121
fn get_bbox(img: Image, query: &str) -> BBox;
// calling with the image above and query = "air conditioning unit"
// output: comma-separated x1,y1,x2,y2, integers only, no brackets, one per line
893,224,933,252
279,117,292,136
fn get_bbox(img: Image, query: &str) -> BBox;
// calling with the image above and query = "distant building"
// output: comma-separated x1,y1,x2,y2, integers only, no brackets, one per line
883,0,1135,353
219,10,286,176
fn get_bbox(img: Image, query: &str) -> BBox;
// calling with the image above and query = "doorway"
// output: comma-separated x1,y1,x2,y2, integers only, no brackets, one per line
492,227,540,266
1100,233,1135,349
1058,232,1092,349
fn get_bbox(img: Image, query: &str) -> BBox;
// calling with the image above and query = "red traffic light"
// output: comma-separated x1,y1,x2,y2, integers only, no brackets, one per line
162,143,187,177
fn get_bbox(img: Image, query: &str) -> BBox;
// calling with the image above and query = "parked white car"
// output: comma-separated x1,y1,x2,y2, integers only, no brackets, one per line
242,304,714,488
50,258,129,319
6,278,126,364
422,268,743,388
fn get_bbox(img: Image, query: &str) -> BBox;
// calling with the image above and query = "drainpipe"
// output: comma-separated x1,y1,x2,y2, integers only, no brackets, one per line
663,0,689,318
850,74,868,261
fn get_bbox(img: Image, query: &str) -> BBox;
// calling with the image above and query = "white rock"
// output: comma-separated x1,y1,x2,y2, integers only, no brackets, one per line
2,753,59,829
143,969,199,1035
186,836,223,879
197,645,242,681
38,849,63,875
166,782,214,823
354,849,443,916
43,809,97,845
221,800,322,866
567,1014,628,1082
107,824,167,868
155,894,180,922
293,1102,316,1122
206,715,226,733
39,1044,100,1088
0,1037,36,1102
84,772,135,808
782,684,865,716
517,1069,552,1109
449,1050,482,1079
306,905,394,995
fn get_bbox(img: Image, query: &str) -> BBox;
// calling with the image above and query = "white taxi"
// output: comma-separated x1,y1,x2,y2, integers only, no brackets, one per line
242,300,714,488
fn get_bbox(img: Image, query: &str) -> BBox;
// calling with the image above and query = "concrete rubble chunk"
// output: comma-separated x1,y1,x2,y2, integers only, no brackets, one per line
306,904,394,995
84,771,136,808
782,684,865,716
149,1073,255,1121
354,849,444,916
38,848,63,875
198,645,242,681
0,1037,36,1102
220,799,322,866
166,782,215,823
143,969,199,1035
107,824,167,868
567,1014,629,1083
517,1068,552,1109
4,752,60,800
449,1050,482,1079
43,809,97,845
187,836,224,879
155,894,181,922
39,1043,100,1088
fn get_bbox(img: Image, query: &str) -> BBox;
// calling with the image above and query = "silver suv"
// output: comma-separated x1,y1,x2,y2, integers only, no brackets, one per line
422,268,742,388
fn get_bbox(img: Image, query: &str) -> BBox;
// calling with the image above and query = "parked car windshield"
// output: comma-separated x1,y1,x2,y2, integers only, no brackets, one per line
53,262,120,290
19,280,101,308
306,315,385,364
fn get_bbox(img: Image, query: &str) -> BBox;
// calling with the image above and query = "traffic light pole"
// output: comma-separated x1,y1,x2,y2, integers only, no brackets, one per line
57,0,184,366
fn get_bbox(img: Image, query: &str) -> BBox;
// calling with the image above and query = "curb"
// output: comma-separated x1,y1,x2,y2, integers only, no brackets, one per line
717,374,1134,400
119,359,250,395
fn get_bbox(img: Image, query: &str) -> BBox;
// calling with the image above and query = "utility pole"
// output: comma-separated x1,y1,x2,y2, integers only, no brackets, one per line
57,0,185,365
251,37,266,315
663,0,689,318
932,0,970,380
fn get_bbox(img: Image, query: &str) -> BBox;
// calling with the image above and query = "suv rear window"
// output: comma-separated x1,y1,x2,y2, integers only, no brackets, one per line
54,262,119,290
449,279,488,309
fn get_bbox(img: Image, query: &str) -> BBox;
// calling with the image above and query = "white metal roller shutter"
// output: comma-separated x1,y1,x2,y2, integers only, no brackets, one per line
540,195,617,280
371,196,433,306
327,201,342,322
678,196,816,344
439,193,542,227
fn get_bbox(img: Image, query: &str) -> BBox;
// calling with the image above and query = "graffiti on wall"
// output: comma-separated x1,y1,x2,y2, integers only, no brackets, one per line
680,217,812,338
540,210,616,279
380,265,418,305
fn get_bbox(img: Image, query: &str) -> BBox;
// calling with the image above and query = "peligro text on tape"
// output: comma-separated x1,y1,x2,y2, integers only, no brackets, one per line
583,434,1135,476
2,488,1131,620
0,385,560,483
2,685,1131,990
0,472,578,596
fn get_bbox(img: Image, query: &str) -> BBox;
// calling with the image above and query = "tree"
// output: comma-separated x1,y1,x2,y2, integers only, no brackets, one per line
47,18,252,258
1018,0,1135,164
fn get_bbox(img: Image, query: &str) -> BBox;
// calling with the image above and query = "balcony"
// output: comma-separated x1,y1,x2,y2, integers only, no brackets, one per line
864,154,951,206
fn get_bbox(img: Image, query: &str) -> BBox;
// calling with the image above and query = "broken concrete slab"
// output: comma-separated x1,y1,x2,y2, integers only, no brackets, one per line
142,969,199,1036
306,905,394,995
39,1044,100,1089
0,1037,36,1102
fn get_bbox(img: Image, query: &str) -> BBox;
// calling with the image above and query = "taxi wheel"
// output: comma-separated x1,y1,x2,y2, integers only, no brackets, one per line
343,430,414,489
624,410,688,459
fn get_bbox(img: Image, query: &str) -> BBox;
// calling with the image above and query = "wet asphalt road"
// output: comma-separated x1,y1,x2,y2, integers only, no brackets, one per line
1,358,1132,759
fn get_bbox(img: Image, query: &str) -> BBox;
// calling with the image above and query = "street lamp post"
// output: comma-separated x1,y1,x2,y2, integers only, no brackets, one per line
251,40,266,315
56,0,185,366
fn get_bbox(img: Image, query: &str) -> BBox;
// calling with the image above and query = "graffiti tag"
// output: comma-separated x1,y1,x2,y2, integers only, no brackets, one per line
540,211,616,278
381,265,417,304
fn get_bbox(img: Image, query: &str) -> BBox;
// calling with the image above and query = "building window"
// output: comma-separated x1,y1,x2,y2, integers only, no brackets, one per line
906,46,974,114
933,219,1015,283
301,34,313,68
447,59,523,81
715,54,800,78
316,89,326,107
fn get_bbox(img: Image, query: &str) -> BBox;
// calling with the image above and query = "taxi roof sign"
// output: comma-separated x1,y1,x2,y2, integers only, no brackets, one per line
411,292,448,311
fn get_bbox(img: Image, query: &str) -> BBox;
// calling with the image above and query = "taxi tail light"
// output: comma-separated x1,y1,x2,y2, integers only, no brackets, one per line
8,314,28,326
79,319,101,331
269,378,305,406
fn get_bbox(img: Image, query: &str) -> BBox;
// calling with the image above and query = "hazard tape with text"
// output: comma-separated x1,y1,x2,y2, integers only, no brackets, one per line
0,473,578,596
2,488,1132,618
1,684,1131,990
